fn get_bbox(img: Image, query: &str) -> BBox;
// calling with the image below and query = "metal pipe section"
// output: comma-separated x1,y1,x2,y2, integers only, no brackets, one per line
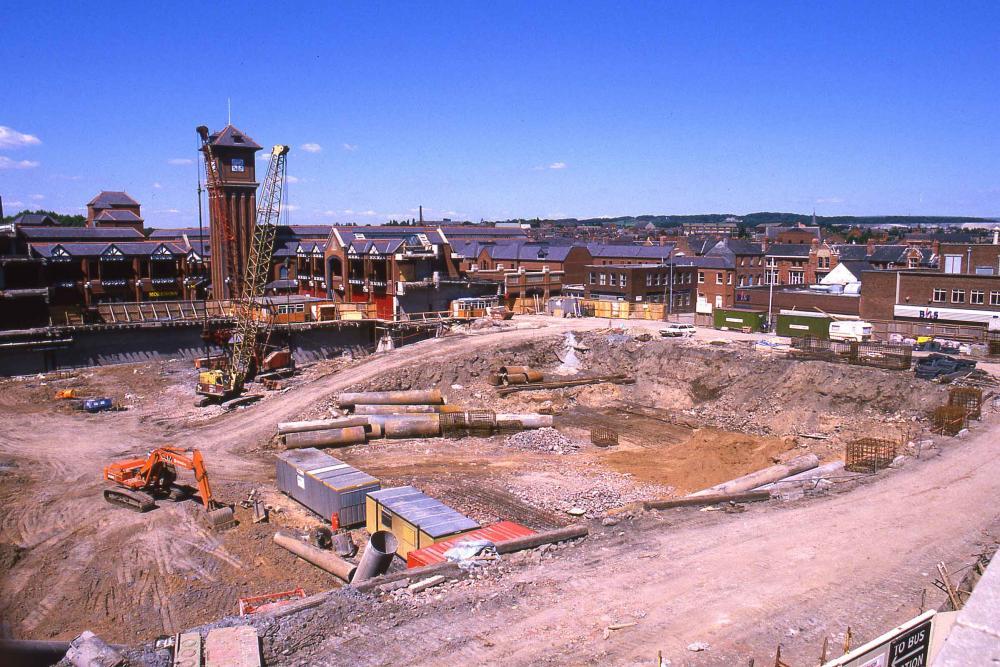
352,530,399,582
504,373,530,385
499,365,531,375
752,461,846,492
277,416,370,434
284,425,368,450
495,414,554,429
353,404,440,415
273,531,356,582
0,640,74,667
339,390,444,406
494,524,588,554
366,414,441,438
689,454,820,497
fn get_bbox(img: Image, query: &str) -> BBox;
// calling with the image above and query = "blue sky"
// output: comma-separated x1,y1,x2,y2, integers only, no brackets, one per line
2,2,998,227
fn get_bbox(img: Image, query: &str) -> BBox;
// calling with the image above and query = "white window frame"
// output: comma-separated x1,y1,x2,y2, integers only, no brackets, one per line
932,288,946,303
971,289,985,305
944,255,962,274
951,289,965,303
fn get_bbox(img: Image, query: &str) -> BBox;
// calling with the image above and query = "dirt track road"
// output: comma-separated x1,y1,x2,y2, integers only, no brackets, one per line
327,411,999,666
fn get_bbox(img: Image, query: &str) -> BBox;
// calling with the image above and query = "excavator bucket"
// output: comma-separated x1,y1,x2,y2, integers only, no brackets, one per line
207,506,236,531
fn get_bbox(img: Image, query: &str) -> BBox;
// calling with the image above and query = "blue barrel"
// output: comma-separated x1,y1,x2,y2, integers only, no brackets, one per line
83,398,113,413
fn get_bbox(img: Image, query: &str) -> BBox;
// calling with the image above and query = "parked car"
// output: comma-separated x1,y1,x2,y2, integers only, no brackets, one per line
914,353,976,380
660,323,696,337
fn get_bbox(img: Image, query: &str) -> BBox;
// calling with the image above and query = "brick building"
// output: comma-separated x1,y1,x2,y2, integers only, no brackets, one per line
473,242,592,284
860,270,1000,328
584,262,696,312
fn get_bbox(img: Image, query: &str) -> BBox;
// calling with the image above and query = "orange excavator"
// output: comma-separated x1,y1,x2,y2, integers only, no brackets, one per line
103,447,235,528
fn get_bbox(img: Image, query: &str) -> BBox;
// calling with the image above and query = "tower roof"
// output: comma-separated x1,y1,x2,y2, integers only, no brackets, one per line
207,124,262,150
87,191,140,208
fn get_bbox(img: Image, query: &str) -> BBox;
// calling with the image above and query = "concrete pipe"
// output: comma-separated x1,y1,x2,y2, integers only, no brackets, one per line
487,373,504,386
381,414,441,438
504,373,530,385
353,404,440,415
494,524,589,554
338,390,444,406
277,416,370,435
525,370,544,383
500,366,532,376
273,532,356,582
365,421,384,439
690,454,820,497
284,425,368,449
495,413,554,429
352,530,399,583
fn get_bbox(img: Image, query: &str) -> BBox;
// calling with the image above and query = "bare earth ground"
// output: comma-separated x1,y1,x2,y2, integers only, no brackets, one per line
0,315,997,666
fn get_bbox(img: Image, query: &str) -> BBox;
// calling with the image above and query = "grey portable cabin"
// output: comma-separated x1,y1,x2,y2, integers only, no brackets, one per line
275,448,380,529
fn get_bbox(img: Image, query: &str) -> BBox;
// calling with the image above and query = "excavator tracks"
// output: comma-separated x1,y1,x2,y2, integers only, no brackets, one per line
103,488,156,513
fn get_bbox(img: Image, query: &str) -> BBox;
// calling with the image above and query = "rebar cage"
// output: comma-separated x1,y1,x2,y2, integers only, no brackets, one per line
948,387,983,421
932,405,967,435
790,337,912,371
590,426,619,447
844,438,898,473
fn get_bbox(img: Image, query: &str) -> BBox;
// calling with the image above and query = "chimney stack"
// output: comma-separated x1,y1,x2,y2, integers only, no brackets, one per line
866,238,875,256
419,206,423,224
993,228,999,245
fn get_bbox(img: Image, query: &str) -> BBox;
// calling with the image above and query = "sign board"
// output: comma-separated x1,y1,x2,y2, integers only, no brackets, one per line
823,611,936,667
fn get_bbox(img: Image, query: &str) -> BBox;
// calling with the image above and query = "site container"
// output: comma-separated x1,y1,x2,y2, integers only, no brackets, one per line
776,312,831,339
406,520,536,568
712,308,766,332
365,486,480,558
275,448,379,529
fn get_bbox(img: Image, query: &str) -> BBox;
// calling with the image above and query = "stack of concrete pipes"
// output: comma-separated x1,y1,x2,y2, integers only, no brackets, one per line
277,389,552,449
488,366,544,387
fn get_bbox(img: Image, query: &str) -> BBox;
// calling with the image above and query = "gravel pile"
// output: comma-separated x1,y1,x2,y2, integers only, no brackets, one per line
505,427,581,455
510,469,673,518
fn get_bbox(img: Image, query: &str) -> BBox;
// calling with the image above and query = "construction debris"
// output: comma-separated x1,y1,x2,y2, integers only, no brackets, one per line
65,630,124,667
272,531,357,582
353,531,398,583
689,454,820,497
643,491,772,510
408,574,447,593
237,588,307,616
495,374,635,396
505,427,580,454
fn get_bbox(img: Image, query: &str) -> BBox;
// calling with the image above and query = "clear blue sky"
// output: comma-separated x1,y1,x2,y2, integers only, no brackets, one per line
2,2,998,228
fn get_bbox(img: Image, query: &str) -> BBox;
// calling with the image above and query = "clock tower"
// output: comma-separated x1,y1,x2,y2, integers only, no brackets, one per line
200,124,262,299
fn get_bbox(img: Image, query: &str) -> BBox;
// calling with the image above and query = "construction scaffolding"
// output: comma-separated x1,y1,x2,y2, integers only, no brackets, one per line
932,405,967,435
844,438,898,473
948,387,983,421
789,337,912,371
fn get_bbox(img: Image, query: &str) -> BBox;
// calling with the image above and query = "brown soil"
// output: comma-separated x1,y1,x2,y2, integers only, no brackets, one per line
601,427,792,493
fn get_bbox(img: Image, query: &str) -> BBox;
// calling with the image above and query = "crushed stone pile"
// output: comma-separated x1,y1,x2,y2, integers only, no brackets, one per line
505,427,581,455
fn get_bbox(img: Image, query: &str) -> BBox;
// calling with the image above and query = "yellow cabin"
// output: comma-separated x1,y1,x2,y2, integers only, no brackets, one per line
365,486,480,559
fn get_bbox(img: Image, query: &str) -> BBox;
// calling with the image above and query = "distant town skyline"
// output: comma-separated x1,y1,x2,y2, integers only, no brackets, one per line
2,2,998,228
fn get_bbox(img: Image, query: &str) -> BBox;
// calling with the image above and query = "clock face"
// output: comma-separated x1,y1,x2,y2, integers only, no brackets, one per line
231,158,245,173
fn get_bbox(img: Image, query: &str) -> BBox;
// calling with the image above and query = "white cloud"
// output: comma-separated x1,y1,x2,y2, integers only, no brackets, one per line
168,158,193,166
0,126,41,149
152,208,181,214
322,210,338,217
286,175,300,184
360,210,377,216
285,204,301,212
30,194,44,200
4,200,24,207
815,197,843,204
0,156,40,169
153,182,163,189
548,162,567,170
301,143,322,153
342,143,358,152
342,209,354,215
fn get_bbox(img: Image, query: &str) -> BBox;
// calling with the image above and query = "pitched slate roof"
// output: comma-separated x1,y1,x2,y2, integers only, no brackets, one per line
586,243,675,260
95,209,143,222
450,239,488,258
764,225,821,240
149,227,207,239
834,244,868,261
30,241,184,258
12,213,59,226
722,239,764,255
20,226,145,241
683,236,720,256
207,124,262,150
333,226,448,247
688,256,732,269
438,226,528,240
87,191,140,208
837,260,874,279
765,243,812,258
487,242,578,262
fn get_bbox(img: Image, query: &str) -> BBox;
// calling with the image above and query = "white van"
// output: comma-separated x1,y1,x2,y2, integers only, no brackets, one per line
660,323,696,338
829,320,873,342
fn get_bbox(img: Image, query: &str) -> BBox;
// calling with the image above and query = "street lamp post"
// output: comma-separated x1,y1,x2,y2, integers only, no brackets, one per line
766,258,775,333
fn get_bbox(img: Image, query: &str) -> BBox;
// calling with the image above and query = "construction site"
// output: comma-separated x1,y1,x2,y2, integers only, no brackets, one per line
1,125,999,667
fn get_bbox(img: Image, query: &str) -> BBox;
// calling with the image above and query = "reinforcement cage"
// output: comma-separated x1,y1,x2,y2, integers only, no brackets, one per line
844,438,898,473
932,405,967,435
789,337,912,370
590,426,619,447
948,387,983,421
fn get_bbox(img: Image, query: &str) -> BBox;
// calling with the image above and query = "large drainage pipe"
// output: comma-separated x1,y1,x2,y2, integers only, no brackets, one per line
494,524,588,554
689,454,820,497
273,531,356,582
495,413,554,429
284,425,369,450
339,390,444,407
354,404,440,415
352,530,398,582
752,461,846,492
366,414,441,438
277,416,370,435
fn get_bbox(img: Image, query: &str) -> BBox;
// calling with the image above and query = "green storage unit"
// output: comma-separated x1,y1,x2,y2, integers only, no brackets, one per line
713,308,766,332
776,312,831,339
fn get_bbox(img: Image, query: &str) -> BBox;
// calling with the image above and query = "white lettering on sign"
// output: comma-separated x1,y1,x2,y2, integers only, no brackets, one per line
296,474,305,489
789,324,810,330
725,317,744,323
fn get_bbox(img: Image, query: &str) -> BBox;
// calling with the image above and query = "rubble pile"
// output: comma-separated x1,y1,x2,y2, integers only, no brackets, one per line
505,427,581,455
510,469,673,518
